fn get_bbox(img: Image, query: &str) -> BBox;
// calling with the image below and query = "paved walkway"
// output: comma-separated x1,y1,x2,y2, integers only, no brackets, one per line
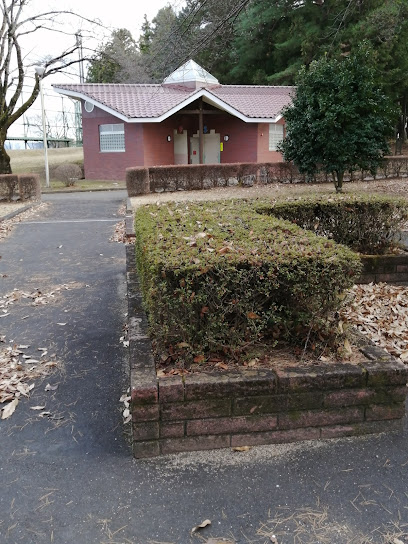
0,192,408,544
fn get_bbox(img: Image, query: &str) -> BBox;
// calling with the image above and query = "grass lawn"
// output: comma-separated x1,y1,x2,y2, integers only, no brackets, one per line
8,147,125,191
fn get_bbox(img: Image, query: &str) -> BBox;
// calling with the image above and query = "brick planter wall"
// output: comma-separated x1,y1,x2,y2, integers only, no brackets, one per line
360,254,408,284
126,245,408,458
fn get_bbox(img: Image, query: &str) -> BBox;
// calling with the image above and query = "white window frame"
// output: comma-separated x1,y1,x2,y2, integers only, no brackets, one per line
99,123,125,152
269,123,284,151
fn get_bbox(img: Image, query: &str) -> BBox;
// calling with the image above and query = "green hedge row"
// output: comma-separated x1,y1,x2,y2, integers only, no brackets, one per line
257,194,408,255
134,200,362,356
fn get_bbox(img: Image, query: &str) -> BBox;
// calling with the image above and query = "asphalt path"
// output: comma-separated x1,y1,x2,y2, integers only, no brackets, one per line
0,191,407,544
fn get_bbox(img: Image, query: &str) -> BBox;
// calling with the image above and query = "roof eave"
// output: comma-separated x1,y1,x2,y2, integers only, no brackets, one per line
53,86,284,124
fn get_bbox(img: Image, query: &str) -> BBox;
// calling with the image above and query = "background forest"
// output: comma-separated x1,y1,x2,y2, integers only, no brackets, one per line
86,0,408,140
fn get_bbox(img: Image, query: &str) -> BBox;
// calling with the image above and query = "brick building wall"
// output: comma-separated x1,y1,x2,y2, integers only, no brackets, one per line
257,119,285,163
82,103,285,180
82,104,144,181
143,119,175,166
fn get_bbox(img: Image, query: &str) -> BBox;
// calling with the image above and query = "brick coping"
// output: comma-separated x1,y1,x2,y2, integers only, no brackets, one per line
126,245,408,458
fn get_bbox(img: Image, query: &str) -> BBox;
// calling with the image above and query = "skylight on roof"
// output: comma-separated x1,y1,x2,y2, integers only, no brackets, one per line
163,59,219,86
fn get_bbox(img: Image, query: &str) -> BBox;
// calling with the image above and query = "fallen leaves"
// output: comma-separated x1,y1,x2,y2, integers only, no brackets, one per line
110,220,127,243
0,283,80,319
191,519,211,535
0,342,58,419
1,398,18,419
45,383,58,392
110,204,134,244
0,203,47,241
120,390,131,424
341,282,408,361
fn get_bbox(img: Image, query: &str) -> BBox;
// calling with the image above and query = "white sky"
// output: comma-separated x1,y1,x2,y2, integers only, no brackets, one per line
9,0,182,140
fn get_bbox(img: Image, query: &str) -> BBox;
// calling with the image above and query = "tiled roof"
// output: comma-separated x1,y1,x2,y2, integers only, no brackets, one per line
209,85,294,119
52,82,295,121
53,83,197,118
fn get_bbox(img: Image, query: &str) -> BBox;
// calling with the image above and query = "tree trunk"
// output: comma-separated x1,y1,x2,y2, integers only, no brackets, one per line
334,170,344,193
0,138,12,174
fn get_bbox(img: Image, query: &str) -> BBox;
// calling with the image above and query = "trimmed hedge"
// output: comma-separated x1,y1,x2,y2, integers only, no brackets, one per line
0,174,19,201
18,174,41,201
126,166,150,196
126,157,408,197
134,200,361,356
257,194,408,255
0,173,41,201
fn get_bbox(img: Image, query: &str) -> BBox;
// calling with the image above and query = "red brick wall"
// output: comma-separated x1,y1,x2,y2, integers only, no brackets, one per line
82,104,144,181
217,116,258,163
257,119,285,163
143,119,175,166
82,103,285,179
144,113,261,164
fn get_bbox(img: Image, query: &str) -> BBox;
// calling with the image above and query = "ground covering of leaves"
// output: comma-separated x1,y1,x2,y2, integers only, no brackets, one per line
0,202,47,241
0,341,58,419
110,203,135,244
342,282,408,363
0,284,79,317
0,283,83,419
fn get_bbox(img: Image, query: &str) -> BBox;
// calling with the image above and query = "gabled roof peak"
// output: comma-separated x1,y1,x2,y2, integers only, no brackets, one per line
162,59,219,89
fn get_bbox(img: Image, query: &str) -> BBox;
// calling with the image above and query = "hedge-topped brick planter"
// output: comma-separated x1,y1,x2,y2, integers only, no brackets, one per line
126,245,408,458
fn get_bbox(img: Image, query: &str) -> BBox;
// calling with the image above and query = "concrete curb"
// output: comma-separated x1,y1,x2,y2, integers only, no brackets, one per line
0,201,40,221
125,198,135,239
41,187,125,194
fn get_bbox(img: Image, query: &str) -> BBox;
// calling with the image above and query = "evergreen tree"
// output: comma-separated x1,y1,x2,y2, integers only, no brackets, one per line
279,45,396,192
86,29,149,83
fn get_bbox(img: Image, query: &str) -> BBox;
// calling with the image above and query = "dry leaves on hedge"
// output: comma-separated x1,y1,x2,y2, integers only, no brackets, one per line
341,282,408,362
0,343,58,419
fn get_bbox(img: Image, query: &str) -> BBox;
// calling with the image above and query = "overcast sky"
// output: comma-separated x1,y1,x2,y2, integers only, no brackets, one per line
10,0,181,140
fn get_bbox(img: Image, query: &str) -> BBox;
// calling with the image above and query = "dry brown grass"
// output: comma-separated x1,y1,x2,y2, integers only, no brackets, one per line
9,147,83,176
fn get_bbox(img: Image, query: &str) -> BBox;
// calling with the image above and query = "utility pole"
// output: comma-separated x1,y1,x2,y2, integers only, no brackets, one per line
76,32,85,83
74,31,84,146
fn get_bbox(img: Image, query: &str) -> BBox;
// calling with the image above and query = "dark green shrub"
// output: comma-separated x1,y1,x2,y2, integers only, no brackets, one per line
134,200,361,357
257,194,408,255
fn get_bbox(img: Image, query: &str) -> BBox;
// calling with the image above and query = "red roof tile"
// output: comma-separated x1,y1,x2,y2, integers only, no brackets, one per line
53,83,295,121
209,85,294,119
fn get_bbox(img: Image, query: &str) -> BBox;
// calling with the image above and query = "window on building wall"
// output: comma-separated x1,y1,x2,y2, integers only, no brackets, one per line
269,124,284,151
99,123,125,152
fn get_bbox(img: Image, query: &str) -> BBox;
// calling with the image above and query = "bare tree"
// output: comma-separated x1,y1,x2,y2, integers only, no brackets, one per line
26,112,75,147
0,0,98,173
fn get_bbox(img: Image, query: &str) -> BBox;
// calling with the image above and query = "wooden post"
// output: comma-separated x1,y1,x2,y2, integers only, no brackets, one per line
199,98,204,164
